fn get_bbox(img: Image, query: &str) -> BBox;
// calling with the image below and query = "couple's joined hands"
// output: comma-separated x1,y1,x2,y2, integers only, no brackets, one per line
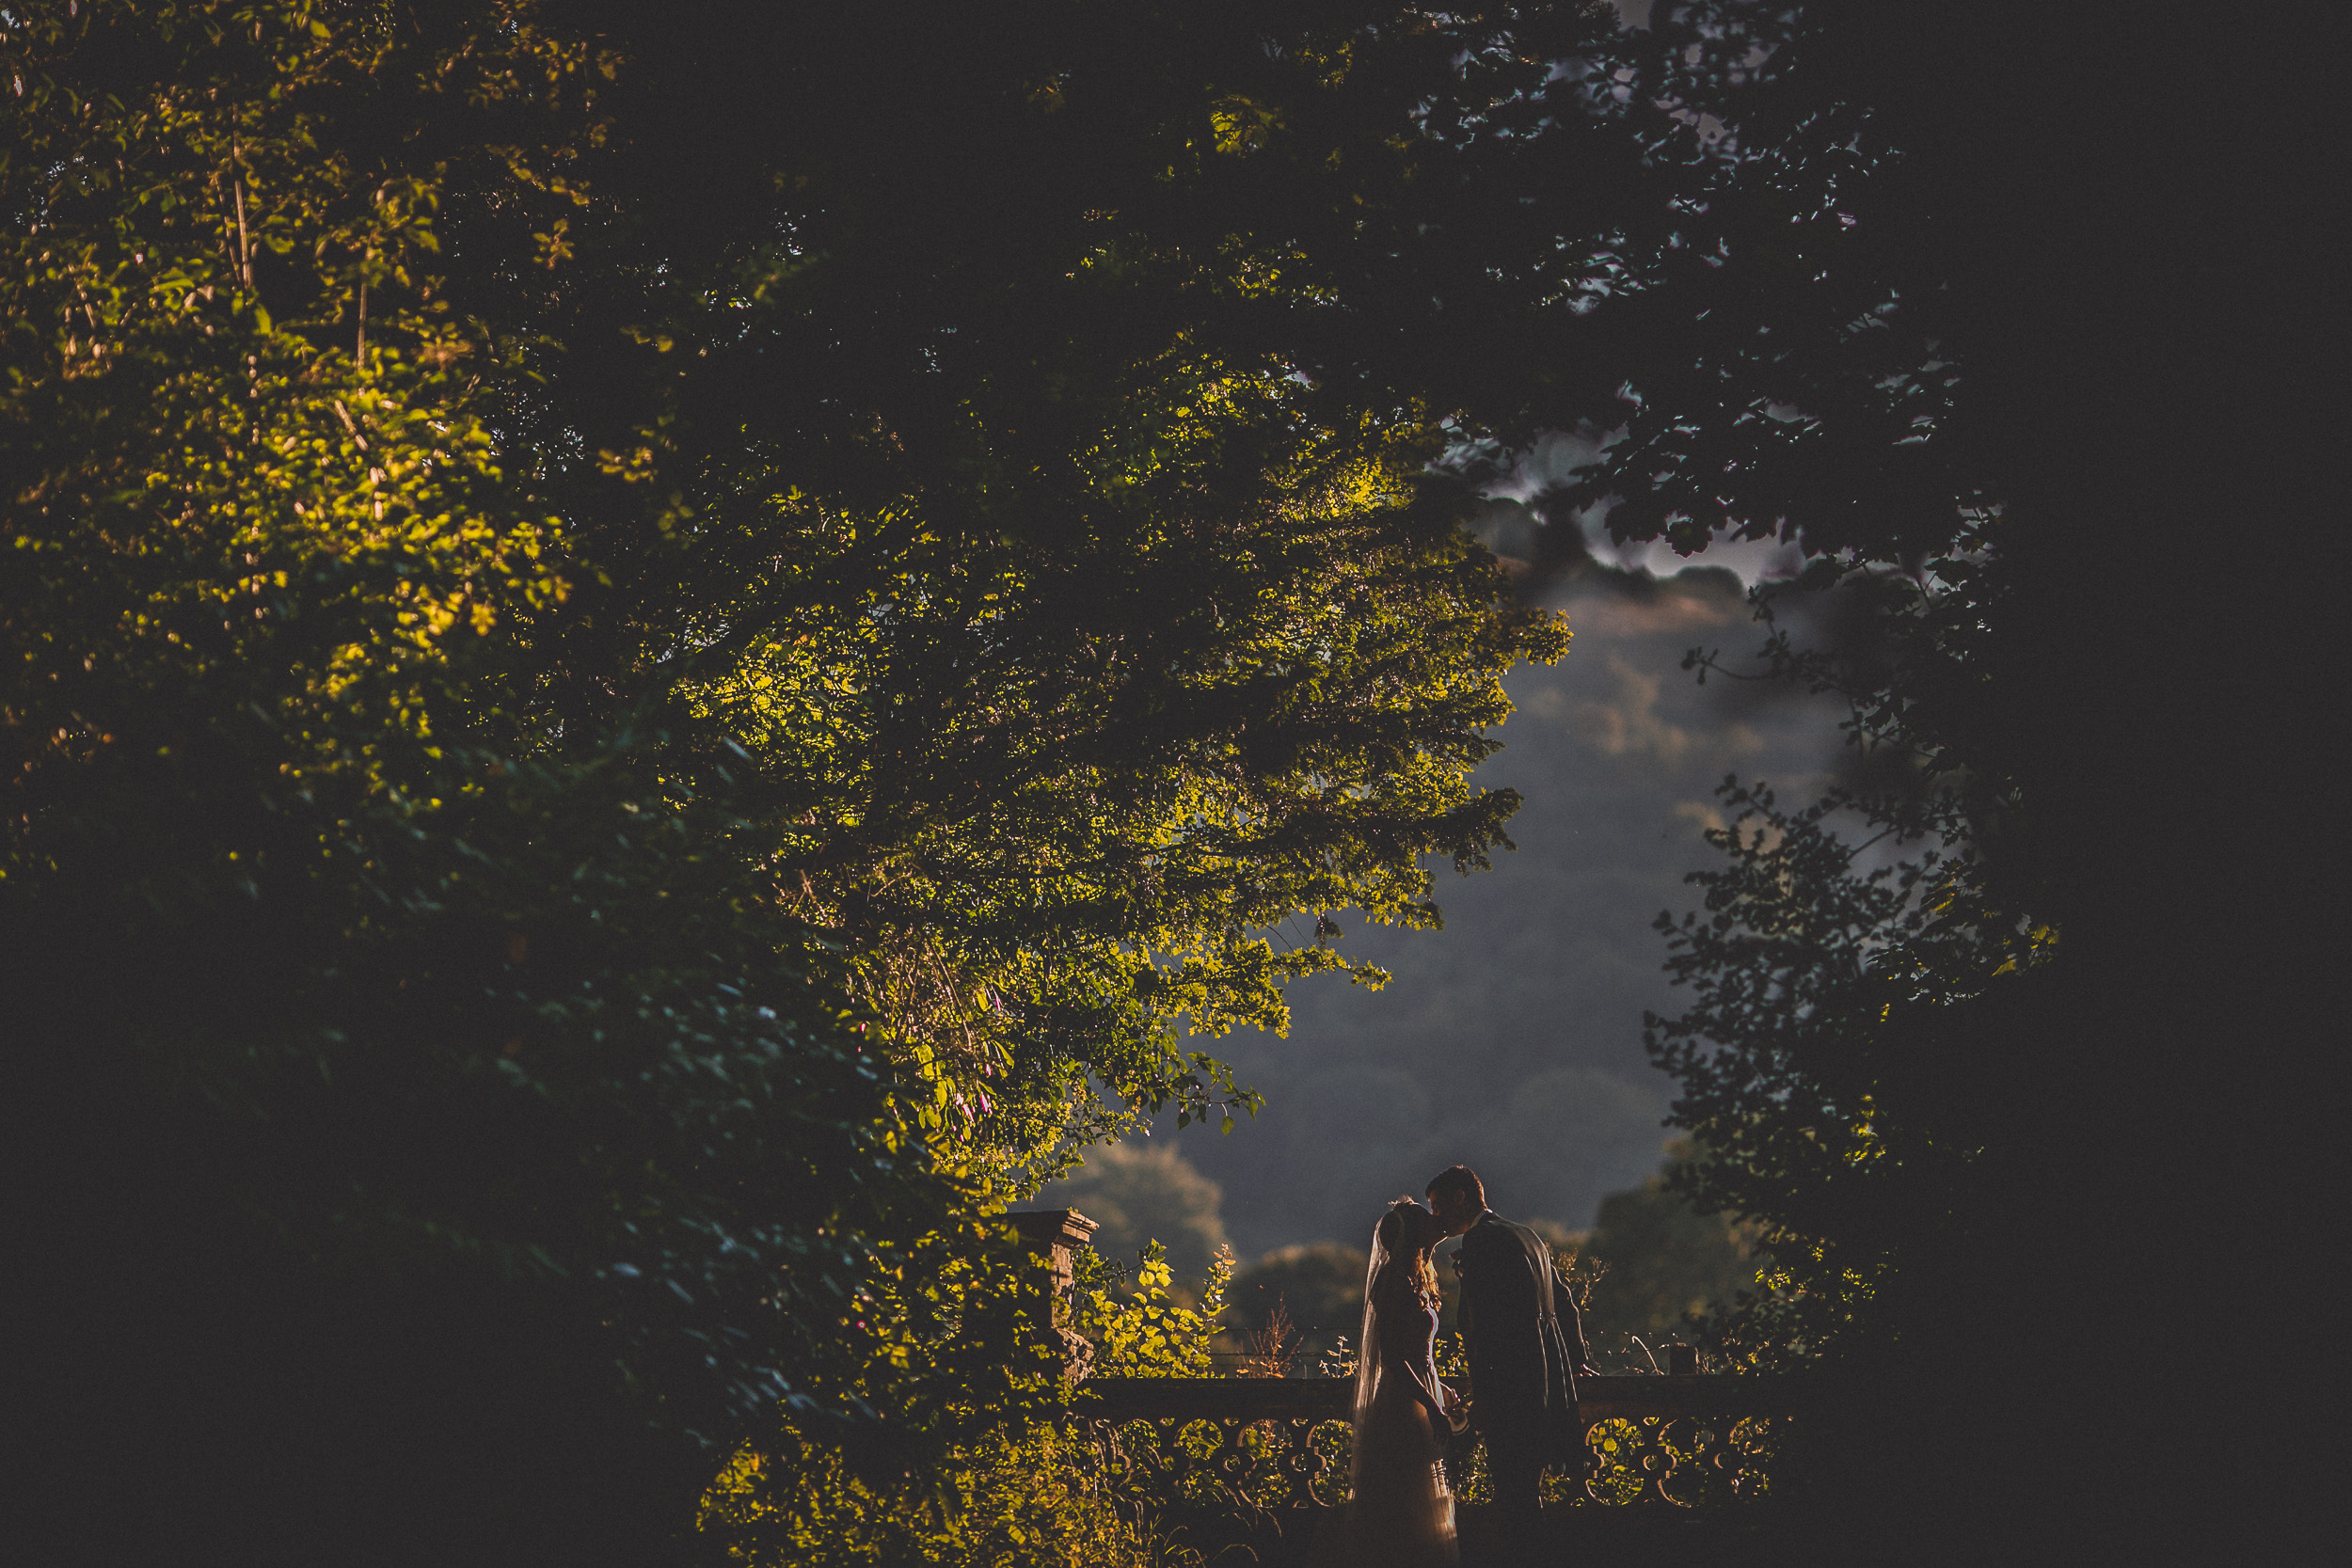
1440,1386,1471,1436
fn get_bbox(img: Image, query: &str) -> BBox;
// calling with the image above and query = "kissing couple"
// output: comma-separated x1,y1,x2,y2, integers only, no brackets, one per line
1321,1165,1598,1568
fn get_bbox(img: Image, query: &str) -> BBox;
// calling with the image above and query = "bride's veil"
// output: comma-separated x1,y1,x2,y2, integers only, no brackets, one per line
1352,1212,1392,1437
1342,1199,1458,1551
1351,1199,1422,1498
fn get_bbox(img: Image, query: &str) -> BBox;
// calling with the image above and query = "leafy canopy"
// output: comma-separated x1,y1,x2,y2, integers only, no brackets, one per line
0,0,1019,1465
6,0,1883,1554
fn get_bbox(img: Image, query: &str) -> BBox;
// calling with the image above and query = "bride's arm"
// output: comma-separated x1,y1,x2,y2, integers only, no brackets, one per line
1394,1356,1448,1422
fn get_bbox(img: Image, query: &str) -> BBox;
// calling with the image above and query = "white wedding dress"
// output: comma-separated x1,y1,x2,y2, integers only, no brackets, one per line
1316,1230,1459,1568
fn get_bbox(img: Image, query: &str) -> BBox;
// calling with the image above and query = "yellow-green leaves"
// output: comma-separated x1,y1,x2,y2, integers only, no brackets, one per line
1210,93,1286,157
669,319,1563,1184
2,0,583,800
1071,1239,1232,1378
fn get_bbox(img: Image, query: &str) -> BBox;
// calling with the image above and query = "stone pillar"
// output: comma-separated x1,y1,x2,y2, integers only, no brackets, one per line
1007,1208,1098,1382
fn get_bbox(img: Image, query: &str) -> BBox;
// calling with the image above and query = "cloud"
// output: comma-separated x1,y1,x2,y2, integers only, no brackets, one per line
1672,800,1727,836
1565,592,1737,641
1565,653,1766,768
1569,655,1687,761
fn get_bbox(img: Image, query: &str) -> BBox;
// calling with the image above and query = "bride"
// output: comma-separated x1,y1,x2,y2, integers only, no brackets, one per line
1321,1196,1466,1568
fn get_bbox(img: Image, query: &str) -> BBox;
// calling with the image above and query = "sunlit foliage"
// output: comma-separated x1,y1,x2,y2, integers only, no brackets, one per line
1071,1240,1235,1378
698,1423,1166,1568
675,355,1561,1184
1,0,1056,1465
701,1241,1232,1567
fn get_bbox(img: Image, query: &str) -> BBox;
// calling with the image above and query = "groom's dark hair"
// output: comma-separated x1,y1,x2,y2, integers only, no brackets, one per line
1426,1165,1485,1210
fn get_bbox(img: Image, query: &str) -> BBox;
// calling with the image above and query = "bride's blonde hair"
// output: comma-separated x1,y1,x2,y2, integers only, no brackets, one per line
1376,1196,1442,1310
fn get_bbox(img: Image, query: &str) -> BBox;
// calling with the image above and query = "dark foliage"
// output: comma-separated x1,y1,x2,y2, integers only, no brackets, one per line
1613,3,2331,1560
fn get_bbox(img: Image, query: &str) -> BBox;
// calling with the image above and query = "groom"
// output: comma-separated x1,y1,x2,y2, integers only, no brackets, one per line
1427,1164,1597,1537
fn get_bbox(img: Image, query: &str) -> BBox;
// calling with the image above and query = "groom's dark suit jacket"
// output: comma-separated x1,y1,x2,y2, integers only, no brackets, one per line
1453,1210,1590,1459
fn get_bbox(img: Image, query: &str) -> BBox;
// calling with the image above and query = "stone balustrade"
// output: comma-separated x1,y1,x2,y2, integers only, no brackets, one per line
1073,1373,1797,1512
1004,1209,1796,1517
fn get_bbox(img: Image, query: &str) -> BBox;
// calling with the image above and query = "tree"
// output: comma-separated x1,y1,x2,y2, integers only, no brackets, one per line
11,1,1740,1558
1597,3,2330,1556
432,0,1665,1181
0,7,1032,1560
695,1241,1236,1567
1576,1142,1760,1353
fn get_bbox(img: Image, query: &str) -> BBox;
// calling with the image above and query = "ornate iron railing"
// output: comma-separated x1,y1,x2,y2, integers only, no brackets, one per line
1072,1374,1799,1514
